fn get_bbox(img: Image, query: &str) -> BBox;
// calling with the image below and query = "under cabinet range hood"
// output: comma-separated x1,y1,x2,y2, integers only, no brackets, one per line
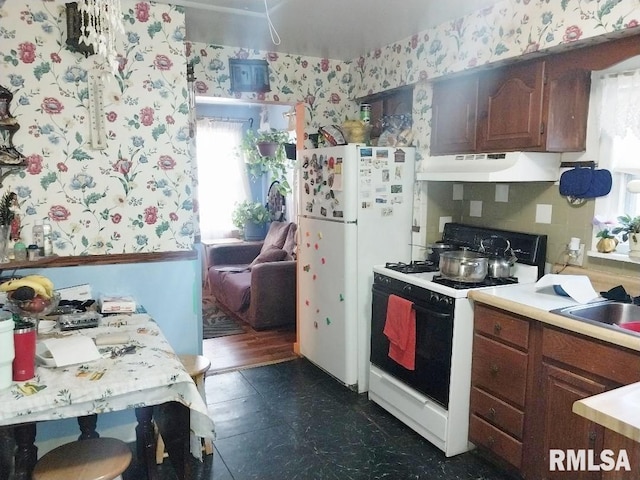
417,152,562,182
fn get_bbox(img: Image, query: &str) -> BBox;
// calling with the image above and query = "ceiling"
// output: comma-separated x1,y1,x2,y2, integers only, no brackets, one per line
165,0,500,60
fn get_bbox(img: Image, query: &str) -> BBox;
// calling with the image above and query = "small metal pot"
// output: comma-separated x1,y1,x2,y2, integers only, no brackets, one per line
425,243,459,266
487,256,513,278
439,251,488,282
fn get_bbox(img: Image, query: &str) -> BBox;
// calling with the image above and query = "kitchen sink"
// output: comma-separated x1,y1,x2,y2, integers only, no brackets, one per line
551,301,640,336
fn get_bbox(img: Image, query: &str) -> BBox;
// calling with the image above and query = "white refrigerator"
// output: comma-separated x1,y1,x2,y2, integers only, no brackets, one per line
297,144,415,393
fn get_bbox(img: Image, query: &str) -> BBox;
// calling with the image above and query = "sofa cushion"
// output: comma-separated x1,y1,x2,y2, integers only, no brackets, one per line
261,221,291,253
283,223,297,259
220,270,252,312
249,247,288,269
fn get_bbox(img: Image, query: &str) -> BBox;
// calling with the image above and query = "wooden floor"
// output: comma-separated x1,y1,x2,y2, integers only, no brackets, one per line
202,289,299,375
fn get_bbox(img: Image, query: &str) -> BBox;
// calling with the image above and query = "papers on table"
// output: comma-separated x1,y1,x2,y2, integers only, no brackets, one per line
535,274,599,304
41,336,101,367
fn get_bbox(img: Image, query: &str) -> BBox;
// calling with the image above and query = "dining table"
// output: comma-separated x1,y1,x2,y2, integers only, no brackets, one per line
0,313,215,480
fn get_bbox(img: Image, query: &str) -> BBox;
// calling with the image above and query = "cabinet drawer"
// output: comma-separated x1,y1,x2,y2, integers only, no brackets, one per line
472,334,528,407
470,387,524,439
469,414,522,469
475,305,529,350
542,328,640,385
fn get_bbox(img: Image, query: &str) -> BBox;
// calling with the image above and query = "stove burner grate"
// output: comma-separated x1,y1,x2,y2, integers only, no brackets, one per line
385,261,438,274
431,275,519,289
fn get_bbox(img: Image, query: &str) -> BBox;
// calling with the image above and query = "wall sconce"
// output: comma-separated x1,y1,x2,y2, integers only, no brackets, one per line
65,1,124,73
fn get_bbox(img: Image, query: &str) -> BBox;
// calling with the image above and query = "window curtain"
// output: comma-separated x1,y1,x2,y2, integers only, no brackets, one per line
196,118,250,241
597,69,640,225
599,69,640,175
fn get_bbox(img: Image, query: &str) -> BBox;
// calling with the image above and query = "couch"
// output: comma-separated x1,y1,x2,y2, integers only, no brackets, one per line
207,221,297,330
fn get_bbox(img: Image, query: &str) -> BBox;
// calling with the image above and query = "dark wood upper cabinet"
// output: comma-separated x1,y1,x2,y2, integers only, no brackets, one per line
430,75,479,155
477,60,546,152
431,58,591,155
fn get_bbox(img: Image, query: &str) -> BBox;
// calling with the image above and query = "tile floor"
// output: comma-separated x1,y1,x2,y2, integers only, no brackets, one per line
124,358,513,480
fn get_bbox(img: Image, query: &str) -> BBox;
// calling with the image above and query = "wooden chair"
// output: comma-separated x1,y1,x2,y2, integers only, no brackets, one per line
156,354,213,463
32,437,131,480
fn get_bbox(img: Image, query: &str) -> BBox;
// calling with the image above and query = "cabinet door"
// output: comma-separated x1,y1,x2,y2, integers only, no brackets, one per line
478,60,545,151
545,68,590,152
540,363,606,480
601,430,640,480
430,75,478,155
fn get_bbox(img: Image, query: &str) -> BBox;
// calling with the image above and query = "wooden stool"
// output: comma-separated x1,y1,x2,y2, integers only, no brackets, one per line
156,354,213,463
33,437,132,480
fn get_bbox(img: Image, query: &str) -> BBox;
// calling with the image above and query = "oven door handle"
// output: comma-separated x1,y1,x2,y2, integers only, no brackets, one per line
411,304,452,319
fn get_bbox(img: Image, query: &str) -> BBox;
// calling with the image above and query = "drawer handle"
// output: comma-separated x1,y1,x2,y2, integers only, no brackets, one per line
488,407,496,419
493,322,502,334
490,364,499,376
487,435,496,448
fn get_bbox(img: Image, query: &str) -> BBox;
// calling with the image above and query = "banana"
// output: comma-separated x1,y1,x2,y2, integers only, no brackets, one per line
0,278,51,299
21,275,54,297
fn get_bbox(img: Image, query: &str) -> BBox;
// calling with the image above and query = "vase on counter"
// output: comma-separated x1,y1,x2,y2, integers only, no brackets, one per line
596,237,618,253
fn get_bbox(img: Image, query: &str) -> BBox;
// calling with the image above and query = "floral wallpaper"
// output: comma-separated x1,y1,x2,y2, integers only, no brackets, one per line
3,0,640,257
352,0,640,165
186,44,358,136
0,0,193,255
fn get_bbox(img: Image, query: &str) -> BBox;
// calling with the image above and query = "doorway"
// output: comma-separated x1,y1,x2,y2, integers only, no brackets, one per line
195,97,299,374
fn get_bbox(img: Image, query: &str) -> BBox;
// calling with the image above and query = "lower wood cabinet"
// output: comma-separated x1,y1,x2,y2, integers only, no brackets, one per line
471,304,640,480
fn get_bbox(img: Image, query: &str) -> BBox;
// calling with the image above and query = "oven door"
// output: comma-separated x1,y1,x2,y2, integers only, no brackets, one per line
370,282,454,408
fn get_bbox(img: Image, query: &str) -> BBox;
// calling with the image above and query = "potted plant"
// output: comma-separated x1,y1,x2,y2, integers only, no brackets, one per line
593,216,618,253
239,129,292,196
612,214,640,259
231,200,270,241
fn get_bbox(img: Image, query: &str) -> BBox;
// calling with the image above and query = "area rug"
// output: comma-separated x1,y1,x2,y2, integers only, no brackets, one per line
202,294,245,339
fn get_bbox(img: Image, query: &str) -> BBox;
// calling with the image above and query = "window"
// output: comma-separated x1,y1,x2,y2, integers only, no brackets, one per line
590,61,640,260
196,118,249,241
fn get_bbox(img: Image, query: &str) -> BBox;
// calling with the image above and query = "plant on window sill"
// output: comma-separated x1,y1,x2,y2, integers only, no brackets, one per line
593,216,619,253
612,214,640,258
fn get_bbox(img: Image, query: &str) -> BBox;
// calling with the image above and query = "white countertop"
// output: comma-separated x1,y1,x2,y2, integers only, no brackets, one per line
573,383,640,443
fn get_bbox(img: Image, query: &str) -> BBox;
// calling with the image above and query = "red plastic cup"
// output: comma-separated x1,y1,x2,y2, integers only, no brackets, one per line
13,323,36,382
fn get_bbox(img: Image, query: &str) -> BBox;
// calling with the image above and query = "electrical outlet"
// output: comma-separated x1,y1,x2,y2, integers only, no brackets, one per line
567,244,585,266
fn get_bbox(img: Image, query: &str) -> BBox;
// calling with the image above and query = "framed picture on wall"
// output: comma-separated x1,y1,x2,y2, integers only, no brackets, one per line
229,59,271,93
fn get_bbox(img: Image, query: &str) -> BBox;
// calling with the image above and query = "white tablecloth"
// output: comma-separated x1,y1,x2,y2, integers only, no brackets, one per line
0,314,214,452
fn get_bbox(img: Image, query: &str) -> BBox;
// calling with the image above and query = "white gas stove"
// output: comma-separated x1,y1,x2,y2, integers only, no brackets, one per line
368,224,546,457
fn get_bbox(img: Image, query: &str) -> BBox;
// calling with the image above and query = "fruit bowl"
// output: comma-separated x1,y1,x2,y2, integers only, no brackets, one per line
5,292,61,319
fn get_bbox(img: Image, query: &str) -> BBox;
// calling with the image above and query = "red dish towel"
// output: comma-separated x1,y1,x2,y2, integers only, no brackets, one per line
383,294,416,370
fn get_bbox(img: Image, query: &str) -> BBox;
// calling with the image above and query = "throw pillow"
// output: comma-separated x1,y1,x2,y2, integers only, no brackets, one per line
283,223,297,258
261,221,291,253
249,247,288,269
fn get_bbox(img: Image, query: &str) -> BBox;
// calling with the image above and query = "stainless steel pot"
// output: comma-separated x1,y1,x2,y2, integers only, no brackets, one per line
439,250,488,282
487,256,513,278
483,238,518,278
424,243,459,266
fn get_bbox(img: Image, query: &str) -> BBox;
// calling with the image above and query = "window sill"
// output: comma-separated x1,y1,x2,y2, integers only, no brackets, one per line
587,250,640,264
